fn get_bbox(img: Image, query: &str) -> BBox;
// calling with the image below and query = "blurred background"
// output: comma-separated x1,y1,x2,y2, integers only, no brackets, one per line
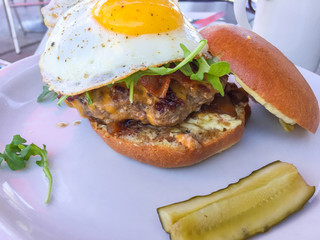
0,0,319,74
1,0,47,64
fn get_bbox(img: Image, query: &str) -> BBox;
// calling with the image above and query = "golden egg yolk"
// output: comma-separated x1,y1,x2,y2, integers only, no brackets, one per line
92,0,183,36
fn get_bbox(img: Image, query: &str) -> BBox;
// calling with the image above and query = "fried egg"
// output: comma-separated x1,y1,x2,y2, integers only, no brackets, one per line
41,0,82,31
39,0,209,95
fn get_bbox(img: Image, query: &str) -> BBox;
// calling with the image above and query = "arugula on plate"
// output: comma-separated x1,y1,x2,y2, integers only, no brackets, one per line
0,135,53,204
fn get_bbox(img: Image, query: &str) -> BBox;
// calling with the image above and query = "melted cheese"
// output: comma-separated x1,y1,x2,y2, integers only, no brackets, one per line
170,80,187,101
176,133,200,149
96,91,117,114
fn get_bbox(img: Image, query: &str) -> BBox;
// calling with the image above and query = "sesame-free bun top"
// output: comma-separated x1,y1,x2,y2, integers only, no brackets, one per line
201,24,320,133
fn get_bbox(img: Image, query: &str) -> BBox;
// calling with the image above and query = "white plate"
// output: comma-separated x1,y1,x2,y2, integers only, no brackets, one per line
0,55,319,240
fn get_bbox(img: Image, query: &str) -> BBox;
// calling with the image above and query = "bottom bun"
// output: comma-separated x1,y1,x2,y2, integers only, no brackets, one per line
90,101,249,168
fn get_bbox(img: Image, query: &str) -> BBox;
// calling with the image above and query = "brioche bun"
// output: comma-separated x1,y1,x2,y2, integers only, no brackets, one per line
90,102,249,168
201,24,320,133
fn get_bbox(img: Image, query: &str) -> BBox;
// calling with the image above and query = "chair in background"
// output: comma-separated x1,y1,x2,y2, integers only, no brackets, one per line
2,0,49,54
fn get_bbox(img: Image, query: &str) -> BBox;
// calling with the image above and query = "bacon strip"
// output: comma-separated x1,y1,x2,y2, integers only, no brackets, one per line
139,75,171,98
139,71,206,98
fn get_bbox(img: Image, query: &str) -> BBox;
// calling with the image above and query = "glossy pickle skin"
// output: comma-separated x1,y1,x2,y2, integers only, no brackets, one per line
157,161,315,240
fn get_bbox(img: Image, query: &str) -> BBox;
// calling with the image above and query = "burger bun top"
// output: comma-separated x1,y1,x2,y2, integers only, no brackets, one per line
201,24,320,133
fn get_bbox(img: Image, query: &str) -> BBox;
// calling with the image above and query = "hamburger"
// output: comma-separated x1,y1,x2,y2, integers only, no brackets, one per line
39,0,319,168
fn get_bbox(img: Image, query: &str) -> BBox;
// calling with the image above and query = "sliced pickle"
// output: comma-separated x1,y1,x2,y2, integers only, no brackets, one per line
158,161,305,232
157,161,315,240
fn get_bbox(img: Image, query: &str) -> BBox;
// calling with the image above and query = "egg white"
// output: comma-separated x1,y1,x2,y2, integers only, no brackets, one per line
41,0,82,31
39,0,208,95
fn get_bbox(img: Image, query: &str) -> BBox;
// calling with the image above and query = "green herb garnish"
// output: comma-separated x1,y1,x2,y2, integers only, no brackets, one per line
37,84,69,106
57,95,68,106
37,85,58,102
86,91,93,105
38,86,93,106
148,40,208,75
112,39,230,102
0,135,53,204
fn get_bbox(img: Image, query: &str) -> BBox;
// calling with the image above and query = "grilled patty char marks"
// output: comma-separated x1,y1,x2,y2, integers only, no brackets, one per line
103,83,250,142
66,71,228,126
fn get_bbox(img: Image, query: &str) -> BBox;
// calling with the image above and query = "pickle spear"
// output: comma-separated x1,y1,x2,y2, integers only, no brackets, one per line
158,161,315,240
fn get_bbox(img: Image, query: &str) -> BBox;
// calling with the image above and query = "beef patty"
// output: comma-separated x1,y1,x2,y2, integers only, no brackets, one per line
66,71,228,126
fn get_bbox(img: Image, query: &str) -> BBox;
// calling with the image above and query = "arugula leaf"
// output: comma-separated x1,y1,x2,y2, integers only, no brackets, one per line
115,69,158,103
121,71,150,102
57,95,68,106
38,85,92,107
207,74,224,96
2,135,27,170
206,58,216,65
208,61,231,77
148,40,208,75
180,42,192,57
37,84,70,108
179,63,194,76
37,85,58,102
190,57,210,81
86,92,93,105
177,44,195,76
0,135,53,204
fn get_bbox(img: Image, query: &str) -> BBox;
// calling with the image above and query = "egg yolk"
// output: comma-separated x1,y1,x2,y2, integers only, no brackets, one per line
92,0,183,36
